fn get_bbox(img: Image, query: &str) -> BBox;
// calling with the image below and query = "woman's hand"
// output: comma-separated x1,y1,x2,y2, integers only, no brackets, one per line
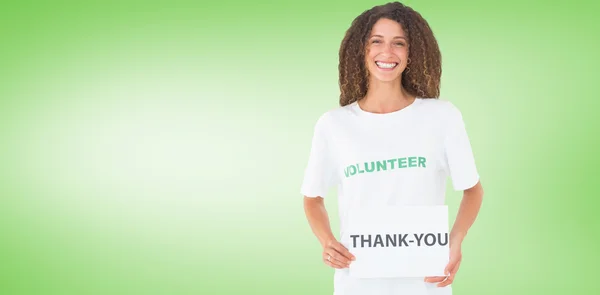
424,240,462,287
303,197,355,269
425,182,483,287
322,239,356,269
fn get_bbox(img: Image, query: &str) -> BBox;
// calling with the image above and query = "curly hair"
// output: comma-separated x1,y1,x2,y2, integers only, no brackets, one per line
338,2,442,106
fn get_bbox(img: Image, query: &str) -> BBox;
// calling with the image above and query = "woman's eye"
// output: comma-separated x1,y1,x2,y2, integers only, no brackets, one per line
372,40,381,44
396,42,405,46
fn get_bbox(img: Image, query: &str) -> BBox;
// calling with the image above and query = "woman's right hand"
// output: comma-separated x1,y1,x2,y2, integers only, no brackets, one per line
322,239,356,269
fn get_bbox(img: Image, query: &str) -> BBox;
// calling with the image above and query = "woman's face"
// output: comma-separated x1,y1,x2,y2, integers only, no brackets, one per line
365,18,409,83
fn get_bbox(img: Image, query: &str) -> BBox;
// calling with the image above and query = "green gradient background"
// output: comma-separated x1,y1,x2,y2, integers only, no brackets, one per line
1,0,598,294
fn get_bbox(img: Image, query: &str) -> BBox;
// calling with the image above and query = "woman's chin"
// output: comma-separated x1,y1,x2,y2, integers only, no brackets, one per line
370,74,402,83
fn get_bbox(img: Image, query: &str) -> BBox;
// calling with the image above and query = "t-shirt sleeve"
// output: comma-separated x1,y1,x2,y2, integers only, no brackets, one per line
300,112,339,198
443,103,480,191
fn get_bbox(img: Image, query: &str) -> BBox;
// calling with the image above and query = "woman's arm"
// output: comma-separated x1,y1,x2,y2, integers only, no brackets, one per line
426,180,484,287
304,196,355,268
450,180,484,246
303,196,336,246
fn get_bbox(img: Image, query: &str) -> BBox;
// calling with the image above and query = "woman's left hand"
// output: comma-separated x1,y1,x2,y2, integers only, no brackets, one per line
424,240,462,287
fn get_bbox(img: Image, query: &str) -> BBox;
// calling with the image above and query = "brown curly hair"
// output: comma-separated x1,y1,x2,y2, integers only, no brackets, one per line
338,2,442,106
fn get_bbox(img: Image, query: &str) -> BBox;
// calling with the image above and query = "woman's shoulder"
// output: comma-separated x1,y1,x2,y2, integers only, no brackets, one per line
307,103,350,129
416,97,464,118
418,97,459,110
316,101,360,121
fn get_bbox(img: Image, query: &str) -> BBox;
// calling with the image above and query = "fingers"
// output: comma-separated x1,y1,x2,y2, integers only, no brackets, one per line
424,256,462,287
424,276,446,283
444,254,461,275
322,240,355,269
426,260,460,287
330,241,356,262
324,259,342,269
437,273,454,287
323,248,351,268
437,260,460,287
323,251,348,269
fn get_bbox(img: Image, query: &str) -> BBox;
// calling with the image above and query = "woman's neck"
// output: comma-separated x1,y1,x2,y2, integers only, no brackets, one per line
359,79,415,114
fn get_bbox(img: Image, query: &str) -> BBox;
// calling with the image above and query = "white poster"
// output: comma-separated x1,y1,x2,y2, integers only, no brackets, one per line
345,205,450,278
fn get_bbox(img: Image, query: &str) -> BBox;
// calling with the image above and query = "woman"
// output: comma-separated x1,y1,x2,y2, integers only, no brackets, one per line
300,2,484,295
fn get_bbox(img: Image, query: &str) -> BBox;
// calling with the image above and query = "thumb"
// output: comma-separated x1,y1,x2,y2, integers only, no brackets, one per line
444,258,455,276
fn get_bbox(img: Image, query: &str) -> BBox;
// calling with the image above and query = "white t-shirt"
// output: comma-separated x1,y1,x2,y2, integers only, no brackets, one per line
300,98,480,295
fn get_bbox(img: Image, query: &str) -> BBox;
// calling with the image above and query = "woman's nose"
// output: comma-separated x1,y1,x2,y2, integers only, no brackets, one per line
382,43,393,54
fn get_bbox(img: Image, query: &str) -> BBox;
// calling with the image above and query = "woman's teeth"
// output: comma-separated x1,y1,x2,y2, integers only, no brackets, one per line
376,62,398,69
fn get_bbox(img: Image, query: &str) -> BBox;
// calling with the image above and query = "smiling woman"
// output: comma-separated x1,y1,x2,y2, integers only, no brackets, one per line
365,19,410,77
338,2,442,109
301,2,484,295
